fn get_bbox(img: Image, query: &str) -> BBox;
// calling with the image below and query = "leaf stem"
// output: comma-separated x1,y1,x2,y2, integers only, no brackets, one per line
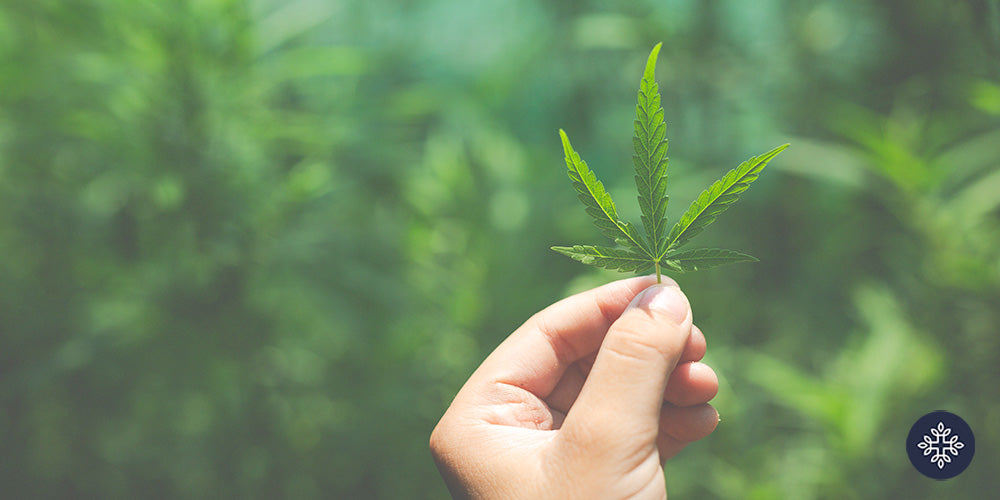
654,261,661,284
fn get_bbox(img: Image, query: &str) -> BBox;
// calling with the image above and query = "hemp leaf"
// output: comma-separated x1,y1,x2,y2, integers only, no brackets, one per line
552,43,789,283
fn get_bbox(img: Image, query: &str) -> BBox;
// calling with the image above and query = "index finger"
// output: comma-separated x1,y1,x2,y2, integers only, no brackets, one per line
470,275,664,398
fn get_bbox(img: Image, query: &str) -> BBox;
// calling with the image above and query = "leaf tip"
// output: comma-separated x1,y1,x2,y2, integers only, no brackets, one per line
643,43,663,82
551,245,572,256
558,129,573,156
767,143,791,158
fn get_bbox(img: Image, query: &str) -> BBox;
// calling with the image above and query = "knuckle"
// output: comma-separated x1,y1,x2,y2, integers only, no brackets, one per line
429,420,451,458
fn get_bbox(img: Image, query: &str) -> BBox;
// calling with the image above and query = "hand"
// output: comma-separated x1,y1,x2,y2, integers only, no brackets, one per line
430,275,719,499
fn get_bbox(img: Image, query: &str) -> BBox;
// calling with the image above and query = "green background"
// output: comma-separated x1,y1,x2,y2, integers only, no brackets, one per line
2,0,998,498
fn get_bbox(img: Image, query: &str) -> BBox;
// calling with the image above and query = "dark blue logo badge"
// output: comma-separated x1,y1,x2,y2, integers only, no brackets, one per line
906,411,975,479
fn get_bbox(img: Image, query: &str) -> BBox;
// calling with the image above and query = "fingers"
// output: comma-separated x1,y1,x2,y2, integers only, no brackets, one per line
544,362,587,415
656,403,719,462
561,283,692,446
471,275,658,398
545,358,718,415
568,324,704,375
662,362,718,407
680,325,706,363
545,324,709,414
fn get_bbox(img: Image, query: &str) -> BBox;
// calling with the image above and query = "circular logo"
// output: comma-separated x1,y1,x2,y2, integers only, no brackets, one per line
906,411,975,479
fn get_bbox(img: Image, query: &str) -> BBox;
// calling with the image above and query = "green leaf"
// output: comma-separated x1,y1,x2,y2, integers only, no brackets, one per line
551,245,653,272
663,248,758,272
666,144,789,251
551,43,786,282
633,42,670,258
559,129,651,256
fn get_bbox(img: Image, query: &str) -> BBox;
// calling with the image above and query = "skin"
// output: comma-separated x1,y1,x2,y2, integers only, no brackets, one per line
430,275,719,499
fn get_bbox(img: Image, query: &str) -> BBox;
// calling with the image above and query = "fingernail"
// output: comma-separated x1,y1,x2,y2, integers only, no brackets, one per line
636,285,689,323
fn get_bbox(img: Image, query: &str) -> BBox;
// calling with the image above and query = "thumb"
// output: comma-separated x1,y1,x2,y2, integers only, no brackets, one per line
562,283,692,448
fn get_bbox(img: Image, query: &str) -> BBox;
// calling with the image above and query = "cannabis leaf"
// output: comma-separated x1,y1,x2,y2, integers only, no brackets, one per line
558,130,650,255
551,43,788,283
634,43,670,260
551,245,654,273
665,144,788,251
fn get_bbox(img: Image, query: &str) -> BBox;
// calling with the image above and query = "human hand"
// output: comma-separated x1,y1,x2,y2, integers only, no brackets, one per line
430,275,719,499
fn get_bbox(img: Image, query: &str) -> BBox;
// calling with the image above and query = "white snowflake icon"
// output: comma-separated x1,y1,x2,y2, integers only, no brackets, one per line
916,421,965,469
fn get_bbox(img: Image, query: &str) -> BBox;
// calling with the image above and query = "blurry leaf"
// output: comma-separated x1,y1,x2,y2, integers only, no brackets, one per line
944,167,1000,224
745,352,849,427
774,138,868,189
572,14,641,49
152,176,185,210
934,128,1000,191
825,100,932,192
969,79,1000,115
256,0,341,54
747,285,944,457
260,46,367,83
833,285,944,453
286,161,333,201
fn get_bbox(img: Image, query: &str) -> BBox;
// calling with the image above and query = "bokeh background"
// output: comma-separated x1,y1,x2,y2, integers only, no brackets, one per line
2,0,999,498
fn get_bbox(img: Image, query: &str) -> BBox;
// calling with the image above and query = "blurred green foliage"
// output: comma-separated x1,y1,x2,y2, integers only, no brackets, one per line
1,0,998,498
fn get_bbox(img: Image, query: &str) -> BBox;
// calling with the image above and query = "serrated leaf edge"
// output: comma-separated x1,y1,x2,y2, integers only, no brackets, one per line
664,143,789,255
551,245,653,272
663,247,759,272
560,129,653,257
633,42,670,258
